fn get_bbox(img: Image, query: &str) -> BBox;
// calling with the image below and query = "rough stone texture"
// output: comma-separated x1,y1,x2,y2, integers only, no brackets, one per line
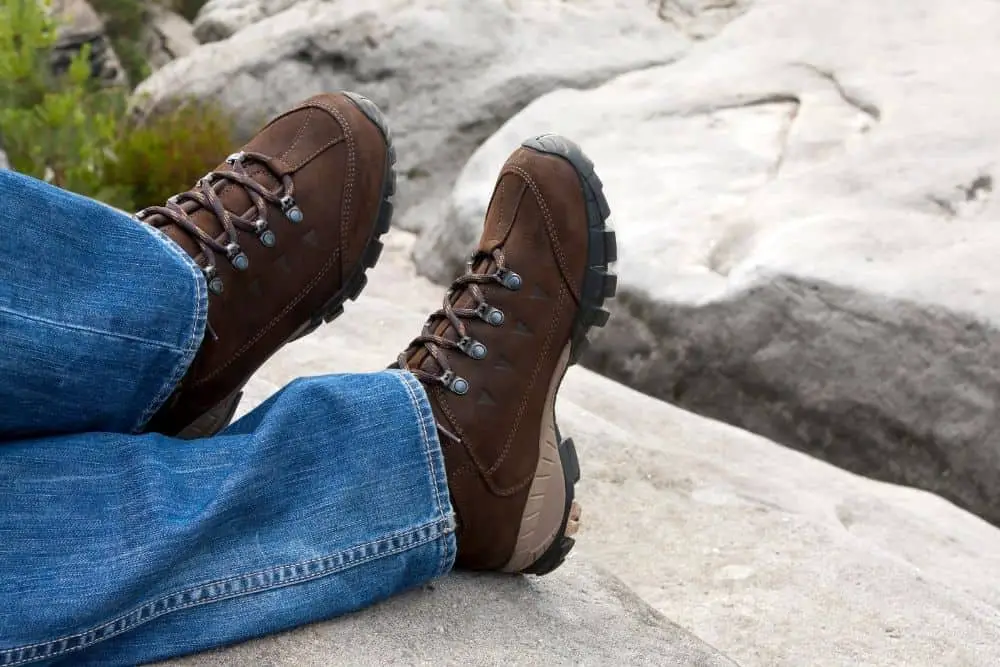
192,0,298,43
176,232,1000,667
162,562,735,666
414,0,1000,525
49,0,128,86
650,0,753,40
132,0,683,232
142,5,200,72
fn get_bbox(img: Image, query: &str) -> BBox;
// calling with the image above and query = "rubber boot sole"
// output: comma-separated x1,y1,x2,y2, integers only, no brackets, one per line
502,134,617,576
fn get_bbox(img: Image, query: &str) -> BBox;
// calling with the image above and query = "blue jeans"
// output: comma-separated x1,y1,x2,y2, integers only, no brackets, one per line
0,171,457,666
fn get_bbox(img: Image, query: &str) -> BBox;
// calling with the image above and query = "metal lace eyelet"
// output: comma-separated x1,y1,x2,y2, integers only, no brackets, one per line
457,336,487,360
254,219,276,247
225,151,246,165
280,195,304,224
225,243,249,271
496,268,522,291
203,265,224,295
439,370,470,395
476,303,505,326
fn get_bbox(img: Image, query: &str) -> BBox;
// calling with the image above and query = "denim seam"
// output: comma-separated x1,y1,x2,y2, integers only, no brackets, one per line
130,223,208,432
0,306,189,352
396,371,447,522
394,370,456,577
0,518,454,667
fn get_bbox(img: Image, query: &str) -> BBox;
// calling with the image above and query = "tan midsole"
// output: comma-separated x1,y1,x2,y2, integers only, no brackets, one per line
502,344,572,573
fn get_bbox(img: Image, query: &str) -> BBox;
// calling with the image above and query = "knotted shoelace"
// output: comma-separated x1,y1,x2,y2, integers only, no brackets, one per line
399,248,523,395
135,151,303,285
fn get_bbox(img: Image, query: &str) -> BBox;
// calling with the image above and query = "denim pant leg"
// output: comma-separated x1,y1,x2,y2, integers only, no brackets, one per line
0,170,206,439
0,172,456,664
0,370,457,666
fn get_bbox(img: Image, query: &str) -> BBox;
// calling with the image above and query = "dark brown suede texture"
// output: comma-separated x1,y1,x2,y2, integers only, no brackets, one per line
400,147,592,571
143,93,390,436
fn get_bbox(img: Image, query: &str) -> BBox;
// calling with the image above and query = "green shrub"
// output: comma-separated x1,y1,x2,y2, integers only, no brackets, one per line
0,0,235,211
90,0,212,82
90,0,149,83
167,0,208,22
109,101,236,209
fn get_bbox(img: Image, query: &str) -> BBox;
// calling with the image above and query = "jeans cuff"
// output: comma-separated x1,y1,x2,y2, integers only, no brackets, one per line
391,369,457,576
130,222,209,432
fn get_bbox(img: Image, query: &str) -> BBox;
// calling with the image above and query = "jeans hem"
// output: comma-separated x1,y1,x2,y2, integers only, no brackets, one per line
0,519,455,667
392,370,457,575
130,223,209,433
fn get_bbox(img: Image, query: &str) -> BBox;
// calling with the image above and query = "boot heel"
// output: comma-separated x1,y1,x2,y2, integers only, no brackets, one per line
523,437,582,576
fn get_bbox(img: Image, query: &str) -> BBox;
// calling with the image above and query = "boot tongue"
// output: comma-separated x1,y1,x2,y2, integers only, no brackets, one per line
405,256,497,376
142,160,282,264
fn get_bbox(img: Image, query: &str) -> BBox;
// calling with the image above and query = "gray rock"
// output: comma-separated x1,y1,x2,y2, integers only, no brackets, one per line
413,0,1000,525
142,5,200,72
48,0,128,87
161,563,736,666
225,232,1000,667
0,149,8,171
192,0,299,43
132,0,682,232
651,0,754,40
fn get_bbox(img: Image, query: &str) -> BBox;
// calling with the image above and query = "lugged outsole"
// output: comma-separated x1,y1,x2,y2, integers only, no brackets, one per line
518,134,617,576
177,92,396,439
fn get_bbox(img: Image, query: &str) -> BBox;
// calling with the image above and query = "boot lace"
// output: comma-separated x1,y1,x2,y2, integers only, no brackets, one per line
398,248,522,395
134,151,305,295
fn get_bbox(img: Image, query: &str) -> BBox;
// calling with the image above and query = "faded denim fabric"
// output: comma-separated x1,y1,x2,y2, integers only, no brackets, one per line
0,173,456,666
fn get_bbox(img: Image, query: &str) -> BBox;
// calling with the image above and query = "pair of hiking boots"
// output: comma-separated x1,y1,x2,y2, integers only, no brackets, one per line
137,92,617,576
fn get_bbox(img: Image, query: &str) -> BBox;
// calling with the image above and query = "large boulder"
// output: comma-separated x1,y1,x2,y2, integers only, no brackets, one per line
203,232,1000,667
413,0,1000,525
132,0,684,232
163,562,736,666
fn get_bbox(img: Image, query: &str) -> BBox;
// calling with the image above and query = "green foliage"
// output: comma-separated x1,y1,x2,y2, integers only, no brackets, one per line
168,0,207,22
108,101,236,209
89,0,149,83
0,0,235,211
90,0,212,82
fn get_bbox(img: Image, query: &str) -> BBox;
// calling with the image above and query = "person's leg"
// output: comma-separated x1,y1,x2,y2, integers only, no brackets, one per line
0,91,394,441
0,168,207,439
0,119,615,664
0,369,455,666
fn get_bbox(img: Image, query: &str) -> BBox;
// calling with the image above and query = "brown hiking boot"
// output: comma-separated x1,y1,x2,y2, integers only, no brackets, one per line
397,135,617,575
140,92,396,438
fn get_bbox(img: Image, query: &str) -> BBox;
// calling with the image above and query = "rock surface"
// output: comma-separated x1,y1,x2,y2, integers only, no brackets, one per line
414,0,1000,525
183,232,1000,667
142,5,200,72
162,561,735,666
132,0,682,232
192,0,298,43
49,0,127,86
